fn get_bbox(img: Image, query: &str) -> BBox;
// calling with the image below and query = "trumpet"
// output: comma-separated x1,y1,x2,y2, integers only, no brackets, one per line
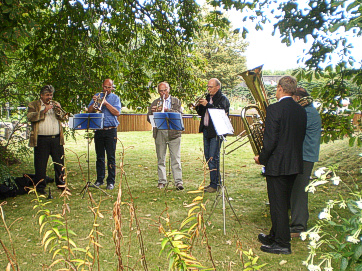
93,92,107,111
155,94,165,112
49,100,71,119
188,92,208,109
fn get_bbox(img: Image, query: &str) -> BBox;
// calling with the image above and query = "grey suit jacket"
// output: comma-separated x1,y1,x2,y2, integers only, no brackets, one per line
147,96,183,139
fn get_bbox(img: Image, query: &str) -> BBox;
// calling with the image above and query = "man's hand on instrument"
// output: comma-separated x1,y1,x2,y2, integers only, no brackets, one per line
44,104,53,113
199,98,208,106
102,100,109,107
254,155,260,165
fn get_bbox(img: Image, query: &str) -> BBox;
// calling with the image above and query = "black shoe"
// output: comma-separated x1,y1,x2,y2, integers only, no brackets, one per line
204,186,217,193
258,233,275,246
260,243,291,255
106,184,114,190
93,182,103,187
176,183,184,191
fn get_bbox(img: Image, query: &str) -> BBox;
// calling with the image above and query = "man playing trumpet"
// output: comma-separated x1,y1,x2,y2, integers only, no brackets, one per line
147,82,184,190
196,78,230,193
27,85,68,195
88,79,122,190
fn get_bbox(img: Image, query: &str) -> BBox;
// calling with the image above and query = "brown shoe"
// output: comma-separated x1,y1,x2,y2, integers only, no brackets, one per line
157,183,165,189
204,186,217,193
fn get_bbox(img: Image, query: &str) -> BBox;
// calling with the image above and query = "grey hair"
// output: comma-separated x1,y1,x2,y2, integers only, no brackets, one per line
40,85,55,95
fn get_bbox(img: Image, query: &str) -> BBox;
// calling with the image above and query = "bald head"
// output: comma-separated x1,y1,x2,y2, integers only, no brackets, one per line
207,78,221,96
102,79,114,94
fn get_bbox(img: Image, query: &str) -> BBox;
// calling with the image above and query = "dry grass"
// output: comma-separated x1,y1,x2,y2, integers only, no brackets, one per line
0,131,360,270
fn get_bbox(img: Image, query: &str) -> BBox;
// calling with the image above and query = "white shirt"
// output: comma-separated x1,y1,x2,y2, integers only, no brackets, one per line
38,100,60,135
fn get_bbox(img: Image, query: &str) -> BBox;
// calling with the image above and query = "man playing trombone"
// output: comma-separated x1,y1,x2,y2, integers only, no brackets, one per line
147,82,184,190
88,79,122,190
27,85,68,195
195,78,230,193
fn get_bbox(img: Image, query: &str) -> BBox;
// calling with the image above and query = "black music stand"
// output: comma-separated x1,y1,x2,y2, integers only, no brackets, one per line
206,109,242,234
152,112,184,190
71,113,112,198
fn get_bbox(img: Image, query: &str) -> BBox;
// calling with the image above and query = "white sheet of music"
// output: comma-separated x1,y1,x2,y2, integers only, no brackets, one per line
149,115,156,128
208,108,234,136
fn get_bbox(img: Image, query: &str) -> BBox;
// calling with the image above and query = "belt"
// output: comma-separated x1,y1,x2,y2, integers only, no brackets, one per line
100,126,116,130
38,134,60,138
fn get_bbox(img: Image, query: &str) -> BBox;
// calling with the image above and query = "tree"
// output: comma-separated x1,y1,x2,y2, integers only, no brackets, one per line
192,8,248,95
0,0,204,112
206,0,361,145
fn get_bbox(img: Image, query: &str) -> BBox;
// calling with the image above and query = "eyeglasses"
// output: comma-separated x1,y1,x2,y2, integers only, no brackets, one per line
103,86,112,89
158,89,168,92
207,85,216,89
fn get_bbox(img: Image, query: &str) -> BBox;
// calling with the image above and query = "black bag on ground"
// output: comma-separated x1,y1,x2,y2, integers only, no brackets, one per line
14,174,54,195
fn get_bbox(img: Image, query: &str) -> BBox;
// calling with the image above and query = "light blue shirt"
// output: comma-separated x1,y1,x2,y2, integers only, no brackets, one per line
88,93,122,127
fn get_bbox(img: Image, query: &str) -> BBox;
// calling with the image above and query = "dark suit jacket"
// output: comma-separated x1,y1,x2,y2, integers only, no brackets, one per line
259,97,307,176
195,90,230,138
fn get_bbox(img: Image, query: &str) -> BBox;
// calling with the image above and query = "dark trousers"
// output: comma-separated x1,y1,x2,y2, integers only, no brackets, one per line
94,128,117,185
290,161,314,232
203,128,222,189
266,174,297,248
34,135,65,190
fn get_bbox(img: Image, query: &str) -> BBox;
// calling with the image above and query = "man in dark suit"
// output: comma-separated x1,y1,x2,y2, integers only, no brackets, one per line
254,76,307,254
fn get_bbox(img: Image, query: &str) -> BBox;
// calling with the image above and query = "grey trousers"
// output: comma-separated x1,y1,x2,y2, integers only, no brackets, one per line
155,130,182,185
290,161,314,232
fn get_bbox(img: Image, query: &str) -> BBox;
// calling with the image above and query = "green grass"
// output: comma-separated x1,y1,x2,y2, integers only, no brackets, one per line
0,131,361,270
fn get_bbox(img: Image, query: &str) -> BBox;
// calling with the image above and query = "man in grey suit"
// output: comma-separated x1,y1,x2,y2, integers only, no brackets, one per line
254,76,307,254
147,82,184,190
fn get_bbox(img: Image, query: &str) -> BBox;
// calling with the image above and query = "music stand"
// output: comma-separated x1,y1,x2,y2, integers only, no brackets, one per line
151,112,184,190
206,109,242,234
71,113,112,198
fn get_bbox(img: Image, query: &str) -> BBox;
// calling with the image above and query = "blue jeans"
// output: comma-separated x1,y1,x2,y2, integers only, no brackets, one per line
94,128,117,185
203,128,221,189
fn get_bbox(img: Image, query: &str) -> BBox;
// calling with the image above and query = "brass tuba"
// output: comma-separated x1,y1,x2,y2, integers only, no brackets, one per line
225,65,269,156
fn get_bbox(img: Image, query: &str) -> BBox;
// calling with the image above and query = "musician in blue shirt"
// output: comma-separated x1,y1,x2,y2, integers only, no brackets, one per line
88,79,122,190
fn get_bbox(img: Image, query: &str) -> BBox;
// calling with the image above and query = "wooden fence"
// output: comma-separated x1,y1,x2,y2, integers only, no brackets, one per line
118,113,361,135
117,114,246,135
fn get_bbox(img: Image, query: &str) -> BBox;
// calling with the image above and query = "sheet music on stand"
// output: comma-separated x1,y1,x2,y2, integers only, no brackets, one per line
207,108,241,234
208,108,234,136
152,112,184,131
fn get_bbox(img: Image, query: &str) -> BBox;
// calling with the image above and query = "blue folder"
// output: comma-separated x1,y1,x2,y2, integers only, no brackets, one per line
153,112,184,131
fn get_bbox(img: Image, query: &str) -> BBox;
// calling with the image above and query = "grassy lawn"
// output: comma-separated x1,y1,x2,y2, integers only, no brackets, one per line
0,131,360,270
